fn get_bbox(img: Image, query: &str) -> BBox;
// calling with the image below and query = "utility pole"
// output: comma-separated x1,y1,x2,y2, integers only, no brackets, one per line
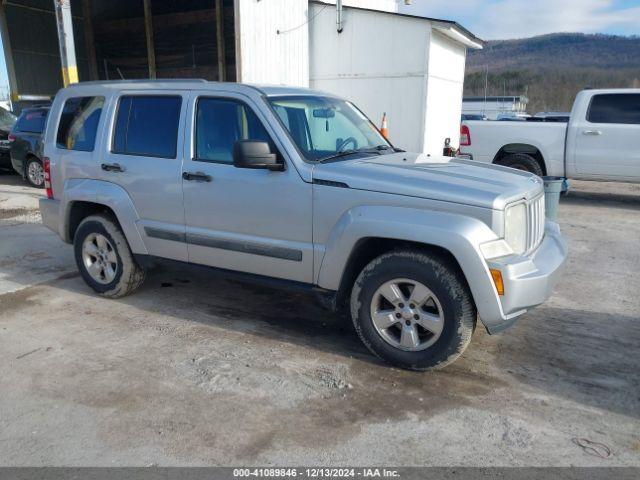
483,65,488,117
53,0,78,86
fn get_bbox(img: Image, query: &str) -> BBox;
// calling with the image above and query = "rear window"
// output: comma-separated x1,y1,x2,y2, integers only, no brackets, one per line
587,94,640,125
112,95,182,158
56,97,104,151
16,109,47,134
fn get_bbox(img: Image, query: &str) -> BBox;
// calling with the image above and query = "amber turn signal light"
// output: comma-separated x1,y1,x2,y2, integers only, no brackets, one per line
490,269,504,296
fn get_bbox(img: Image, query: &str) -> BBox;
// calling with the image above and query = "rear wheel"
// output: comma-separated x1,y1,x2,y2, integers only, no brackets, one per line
25,157,44,188
74,214,145,297
350,250,476,371
496,153,543,176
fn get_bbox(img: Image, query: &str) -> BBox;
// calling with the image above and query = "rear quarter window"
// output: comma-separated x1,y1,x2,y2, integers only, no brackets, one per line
16,110,48,134
56,97,105,151
587,94,640,125
112,95,182,158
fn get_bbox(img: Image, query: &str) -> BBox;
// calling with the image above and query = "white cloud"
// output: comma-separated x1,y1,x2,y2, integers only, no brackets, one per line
399,0,640,39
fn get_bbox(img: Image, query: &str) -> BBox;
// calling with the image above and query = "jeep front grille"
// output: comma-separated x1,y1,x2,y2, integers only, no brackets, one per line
526,194,545,253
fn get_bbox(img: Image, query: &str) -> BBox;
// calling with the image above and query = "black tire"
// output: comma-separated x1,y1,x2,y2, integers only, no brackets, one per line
350,250,476,371
496,153,543,177
25,156,45,188
73,214,145,298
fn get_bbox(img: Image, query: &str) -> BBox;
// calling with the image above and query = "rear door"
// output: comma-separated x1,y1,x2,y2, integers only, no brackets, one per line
99,91,188,261
180,91,313,283
571,93,640,180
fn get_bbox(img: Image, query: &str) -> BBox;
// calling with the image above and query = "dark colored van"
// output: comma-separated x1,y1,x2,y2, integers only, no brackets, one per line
10,106,49,187
0,107,17,171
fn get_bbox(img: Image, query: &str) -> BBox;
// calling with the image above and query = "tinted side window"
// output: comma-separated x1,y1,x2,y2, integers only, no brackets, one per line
16,110,48,134
113,96,182,158
587,94,640,125
195,98,273,163
57,97,104,151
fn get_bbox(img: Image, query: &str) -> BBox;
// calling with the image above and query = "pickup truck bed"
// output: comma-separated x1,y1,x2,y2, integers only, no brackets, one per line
459,88,640,183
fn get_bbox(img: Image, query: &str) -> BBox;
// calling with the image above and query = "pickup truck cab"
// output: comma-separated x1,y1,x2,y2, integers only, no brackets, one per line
39,80,567,370
459,89,640,182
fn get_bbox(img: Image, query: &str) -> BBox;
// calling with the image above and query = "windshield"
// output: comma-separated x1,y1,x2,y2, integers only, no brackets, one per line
0,107,17,130
268,95,391,161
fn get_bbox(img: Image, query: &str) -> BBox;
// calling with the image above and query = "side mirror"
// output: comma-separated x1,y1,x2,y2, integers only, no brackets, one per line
233,140,283,171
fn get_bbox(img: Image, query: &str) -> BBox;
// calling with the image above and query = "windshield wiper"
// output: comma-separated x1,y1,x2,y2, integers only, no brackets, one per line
318,146,389,163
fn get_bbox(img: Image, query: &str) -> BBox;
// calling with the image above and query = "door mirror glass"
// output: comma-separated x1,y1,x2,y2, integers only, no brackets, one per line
233,140,283,171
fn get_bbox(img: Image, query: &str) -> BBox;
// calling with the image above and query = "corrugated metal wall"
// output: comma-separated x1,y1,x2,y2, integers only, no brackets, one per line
309,4,431,152
1,0,89,98
309,3,470,154
317,0,398,13
423,31,467,153
235,0,308,86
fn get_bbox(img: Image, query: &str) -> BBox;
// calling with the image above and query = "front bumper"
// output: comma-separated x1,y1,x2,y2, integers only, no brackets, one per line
483,220,567,333
39,198,61,236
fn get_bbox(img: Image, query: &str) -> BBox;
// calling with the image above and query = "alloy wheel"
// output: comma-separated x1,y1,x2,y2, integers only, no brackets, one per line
82,233,118,284
369,278,445,351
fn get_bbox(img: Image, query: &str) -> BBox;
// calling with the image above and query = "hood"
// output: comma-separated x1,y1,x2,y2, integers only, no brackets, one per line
313,152,544,210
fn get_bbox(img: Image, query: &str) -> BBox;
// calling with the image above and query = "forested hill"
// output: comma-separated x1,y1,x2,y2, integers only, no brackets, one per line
464,33,640,113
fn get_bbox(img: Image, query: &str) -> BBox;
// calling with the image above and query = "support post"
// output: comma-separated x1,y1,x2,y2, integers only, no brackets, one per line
215,0,226,81
142,0,156,79
0,4,19,102
53,0,79,86
81,0,98,80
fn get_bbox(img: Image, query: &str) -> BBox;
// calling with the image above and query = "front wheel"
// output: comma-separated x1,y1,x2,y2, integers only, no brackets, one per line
350,250,476,370
73,214,145,298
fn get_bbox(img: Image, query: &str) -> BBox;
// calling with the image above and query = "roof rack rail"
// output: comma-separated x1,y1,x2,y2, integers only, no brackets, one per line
67,79,209,87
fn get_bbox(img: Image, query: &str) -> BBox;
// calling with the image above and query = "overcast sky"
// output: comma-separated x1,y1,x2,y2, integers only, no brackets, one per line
399,0,640,40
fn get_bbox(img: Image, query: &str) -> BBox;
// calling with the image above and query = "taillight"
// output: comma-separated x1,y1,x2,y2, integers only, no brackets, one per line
43,157,53,199
460,125,471,146
7,134,16,142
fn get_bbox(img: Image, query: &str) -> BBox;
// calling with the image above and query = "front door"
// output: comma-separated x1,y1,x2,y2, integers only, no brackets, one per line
99,91,189,261
181,92,313,283
570,92,640,181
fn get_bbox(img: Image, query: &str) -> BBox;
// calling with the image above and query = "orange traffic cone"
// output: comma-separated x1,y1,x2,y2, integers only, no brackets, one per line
380,112,389,139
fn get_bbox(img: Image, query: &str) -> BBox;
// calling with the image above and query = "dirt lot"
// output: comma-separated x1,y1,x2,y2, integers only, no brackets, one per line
0,173,638,466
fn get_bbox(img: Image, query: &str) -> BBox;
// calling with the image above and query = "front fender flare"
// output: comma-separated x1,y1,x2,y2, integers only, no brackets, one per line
316,206,503,323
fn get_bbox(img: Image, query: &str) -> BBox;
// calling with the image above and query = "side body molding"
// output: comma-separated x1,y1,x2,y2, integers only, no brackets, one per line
316,206,502,323
59,179,148,255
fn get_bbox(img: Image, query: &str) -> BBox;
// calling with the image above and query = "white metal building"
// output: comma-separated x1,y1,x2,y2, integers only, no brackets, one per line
1,0,482,153
462,96,529,120
236,0,483,154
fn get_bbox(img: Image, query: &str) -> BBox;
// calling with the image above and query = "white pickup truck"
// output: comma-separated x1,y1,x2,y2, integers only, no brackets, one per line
459,88,640,182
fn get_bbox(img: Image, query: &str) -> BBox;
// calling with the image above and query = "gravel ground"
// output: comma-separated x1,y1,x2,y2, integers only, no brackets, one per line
0,173,638,466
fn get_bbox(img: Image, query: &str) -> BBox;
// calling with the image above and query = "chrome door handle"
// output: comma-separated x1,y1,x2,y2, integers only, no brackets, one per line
182,171,212,182
101,162,124,172
583,130,602,136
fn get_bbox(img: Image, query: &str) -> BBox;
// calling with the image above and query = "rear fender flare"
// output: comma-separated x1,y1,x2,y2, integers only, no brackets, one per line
60,179,147,254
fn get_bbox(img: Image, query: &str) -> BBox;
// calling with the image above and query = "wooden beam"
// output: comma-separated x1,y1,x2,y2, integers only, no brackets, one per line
215,0,225,81
142,0,156,78
82,0,98,80
94,9,217,35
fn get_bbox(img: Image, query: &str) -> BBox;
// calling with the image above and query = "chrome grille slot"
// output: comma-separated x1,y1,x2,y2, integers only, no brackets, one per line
526,194,545,253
